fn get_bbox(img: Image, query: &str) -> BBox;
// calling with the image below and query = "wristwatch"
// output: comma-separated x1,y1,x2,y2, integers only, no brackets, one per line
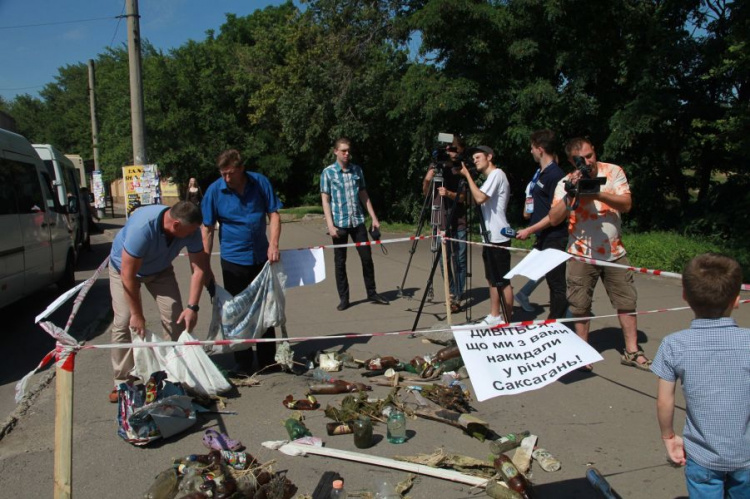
186,304,200,312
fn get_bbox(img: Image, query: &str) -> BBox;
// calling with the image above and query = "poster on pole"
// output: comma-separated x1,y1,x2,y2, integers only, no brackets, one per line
452,323,603,402
92,170,106,210
123,164,161,217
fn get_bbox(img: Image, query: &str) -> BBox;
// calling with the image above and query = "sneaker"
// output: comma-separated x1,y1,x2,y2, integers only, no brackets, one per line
336,300,350,311
479,314,504,327
368,293,389,305
515,292,534,312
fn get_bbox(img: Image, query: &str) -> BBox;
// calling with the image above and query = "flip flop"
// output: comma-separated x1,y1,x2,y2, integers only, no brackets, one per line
202,429,244,452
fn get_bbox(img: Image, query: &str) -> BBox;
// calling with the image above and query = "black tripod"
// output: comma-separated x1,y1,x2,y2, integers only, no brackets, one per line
396,169,446,301
411,176,509,331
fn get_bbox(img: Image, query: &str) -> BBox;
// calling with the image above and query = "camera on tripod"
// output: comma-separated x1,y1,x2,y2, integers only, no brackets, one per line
431,132,478,179
564,156,606,196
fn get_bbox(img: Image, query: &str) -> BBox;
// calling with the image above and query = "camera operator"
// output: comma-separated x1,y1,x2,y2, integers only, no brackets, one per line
515,129,568,319
458,146,513,325
422,135,468,312
548,137,650,372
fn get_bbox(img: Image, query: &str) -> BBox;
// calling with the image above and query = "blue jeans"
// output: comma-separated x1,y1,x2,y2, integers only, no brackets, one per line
685,458,750,498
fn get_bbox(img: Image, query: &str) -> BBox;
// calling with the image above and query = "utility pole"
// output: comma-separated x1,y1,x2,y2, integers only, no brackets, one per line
126,0,147,165
87,59,105,219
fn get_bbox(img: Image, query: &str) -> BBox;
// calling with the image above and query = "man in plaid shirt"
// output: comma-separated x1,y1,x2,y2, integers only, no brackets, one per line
320,138,388,311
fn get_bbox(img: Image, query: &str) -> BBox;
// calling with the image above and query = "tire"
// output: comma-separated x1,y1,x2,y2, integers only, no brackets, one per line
58,250,76,291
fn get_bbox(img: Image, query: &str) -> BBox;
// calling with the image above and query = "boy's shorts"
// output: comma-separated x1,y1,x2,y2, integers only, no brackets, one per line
482,241,511,288
566,255,637,315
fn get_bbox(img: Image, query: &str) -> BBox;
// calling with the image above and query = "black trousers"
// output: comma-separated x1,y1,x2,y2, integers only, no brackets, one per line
536,234,569,319
332,223,376,301
220,258,276,370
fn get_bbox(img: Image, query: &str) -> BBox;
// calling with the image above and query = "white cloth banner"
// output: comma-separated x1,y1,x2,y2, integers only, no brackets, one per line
504,248,572,281
452,323,603,401
279,248,326,288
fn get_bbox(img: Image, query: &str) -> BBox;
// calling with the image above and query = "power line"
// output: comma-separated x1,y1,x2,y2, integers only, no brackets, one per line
0,16,118,30
0,84,45,91
109,1,127,49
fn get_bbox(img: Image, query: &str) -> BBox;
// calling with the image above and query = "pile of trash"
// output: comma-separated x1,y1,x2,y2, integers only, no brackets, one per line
144,430,296,499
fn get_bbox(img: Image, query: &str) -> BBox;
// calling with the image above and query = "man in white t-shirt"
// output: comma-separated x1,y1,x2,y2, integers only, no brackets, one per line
459,146,513,325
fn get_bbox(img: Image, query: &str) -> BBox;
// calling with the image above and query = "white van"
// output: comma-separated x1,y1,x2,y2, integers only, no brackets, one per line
33,144,89,256
0,129,76,309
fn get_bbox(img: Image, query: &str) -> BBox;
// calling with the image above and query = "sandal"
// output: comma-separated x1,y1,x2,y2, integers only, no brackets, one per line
202,429,244,451
621,349,652,371
450,301,461,313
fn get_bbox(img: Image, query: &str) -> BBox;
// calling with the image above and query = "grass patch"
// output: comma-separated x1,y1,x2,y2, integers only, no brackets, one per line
622,232,724,273
280,206,324,218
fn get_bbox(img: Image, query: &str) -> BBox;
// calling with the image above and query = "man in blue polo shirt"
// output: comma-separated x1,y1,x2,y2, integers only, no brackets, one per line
321,137,388,311
202,149,282,373
108,201,210,402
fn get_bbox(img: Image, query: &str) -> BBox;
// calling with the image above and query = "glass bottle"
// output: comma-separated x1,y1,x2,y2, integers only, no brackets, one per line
386,410,407,444
352,417,373,449
493,454,534,499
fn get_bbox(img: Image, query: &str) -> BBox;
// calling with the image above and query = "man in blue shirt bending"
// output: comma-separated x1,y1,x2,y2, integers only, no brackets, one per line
320,137,388,311
202,149,282,373
108,201,210,402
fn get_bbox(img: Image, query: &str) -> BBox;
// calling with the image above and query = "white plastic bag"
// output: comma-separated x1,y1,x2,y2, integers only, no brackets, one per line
132,330,231,397
206,261,288,355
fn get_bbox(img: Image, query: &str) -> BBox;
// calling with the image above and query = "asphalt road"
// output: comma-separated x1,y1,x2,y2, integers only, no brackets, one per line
2,214,745,498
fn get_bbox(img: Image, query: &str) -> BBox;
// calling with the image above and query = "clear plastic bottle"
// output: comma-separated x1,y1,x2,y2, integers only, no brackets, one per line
386,410,407,444
330,479,347,499
374,479,400,499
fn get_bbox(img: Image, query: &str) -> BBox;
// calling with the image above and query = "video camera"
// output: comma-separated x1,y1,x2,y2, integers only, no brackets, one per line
564,156,605,196
431,132,477,179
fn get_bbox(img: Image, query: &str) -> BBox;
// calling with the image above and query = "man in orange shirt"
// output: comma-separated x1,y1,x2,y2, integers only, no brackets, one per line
549,137,649,372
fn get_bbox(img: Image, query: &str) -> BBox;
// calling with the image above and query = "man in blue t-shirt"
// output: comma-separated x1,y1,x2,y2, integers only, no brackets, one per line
202,149,282,373
108,201,210,402
516,129,568,319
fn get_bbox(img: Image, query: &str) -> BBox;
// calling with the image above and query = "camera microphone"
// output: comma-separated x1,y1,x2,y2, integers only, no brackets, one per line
500,227,517,239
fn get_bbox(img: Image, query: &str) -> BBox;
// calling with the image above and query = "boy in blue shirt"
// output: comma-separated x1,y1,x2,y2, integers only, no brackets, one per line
651,253,750,497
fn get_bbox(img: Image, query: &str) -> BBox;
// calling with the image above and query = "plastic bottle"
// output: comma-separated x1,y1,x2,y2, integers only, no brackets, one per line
531,448,561,472
373,479,400,499
386,410,407,444
330,479,347,499
144,467,179,499
311,368,335,383
493,454,534,499
586,467,617,499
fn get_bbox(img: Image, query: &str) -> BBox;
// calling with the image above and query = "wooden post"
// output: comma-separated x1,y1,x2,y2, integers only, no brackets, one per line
53,348,76,499
442,234,452,324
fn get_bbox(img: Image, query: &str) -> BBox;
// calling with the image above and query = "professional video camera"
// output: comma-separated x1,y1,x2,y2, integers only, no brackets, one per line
431,132,477,178
564,156,605,196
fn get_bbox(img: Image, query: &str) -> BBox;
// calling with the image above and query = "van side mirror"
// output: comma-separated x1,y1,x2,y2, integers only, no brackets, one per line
67,195,79,214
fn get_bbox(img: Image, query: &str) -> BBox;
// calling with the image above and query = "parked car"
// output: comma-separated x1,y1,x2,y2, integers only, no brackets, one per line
0,129,76,309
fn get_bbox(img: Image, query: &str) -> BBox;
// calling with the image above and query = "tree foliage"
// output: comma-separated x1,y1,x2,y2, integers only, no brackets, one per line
1,0,747,243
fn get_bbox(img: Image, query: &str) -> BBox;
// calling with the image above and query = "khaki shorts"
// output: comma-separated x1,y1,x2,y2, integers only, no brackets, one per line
566,255,637,315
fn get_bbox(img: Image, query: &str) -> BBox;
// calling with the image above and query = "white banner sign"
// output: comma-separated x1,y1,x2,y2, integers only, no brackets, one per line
452,323,603,401
279,248,325,288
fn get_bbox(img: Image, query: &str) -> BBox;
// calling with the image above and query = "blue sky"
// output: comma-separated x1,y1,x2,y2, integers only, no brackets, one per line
0,0,290,101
